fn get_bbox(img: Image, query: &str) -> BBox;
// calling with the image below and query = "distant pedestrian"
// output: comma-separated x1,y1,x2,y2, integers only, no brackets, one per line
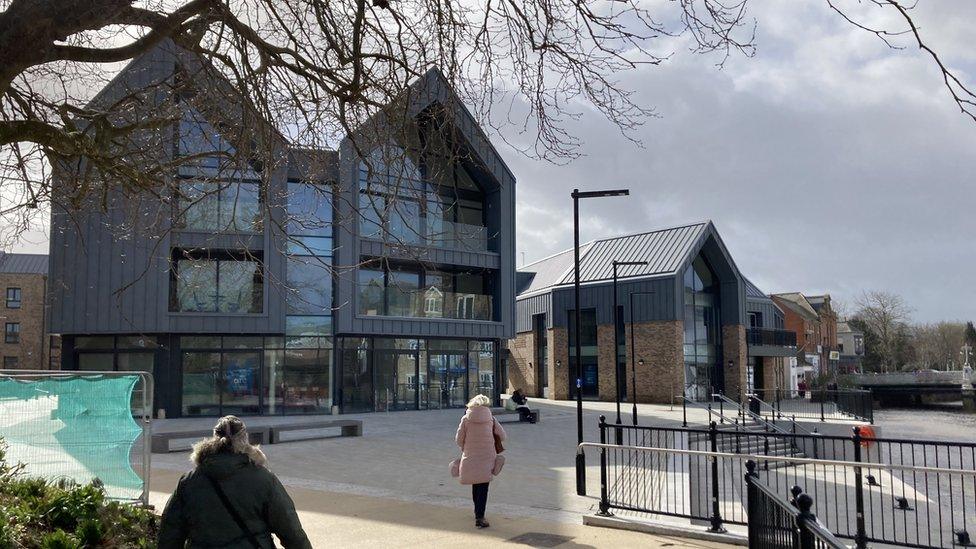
454,394,507,528
510,389,538,423
158,416,312,549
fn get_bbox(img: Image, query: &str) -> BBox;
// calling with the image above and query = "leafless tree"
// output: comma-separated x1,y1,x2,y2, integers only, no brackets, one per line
910,321,967,371
854,290,913,373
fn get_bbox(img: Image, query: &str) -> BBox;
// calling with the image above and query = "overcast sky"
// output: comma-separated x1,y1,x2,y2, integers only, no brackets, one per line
505,1,976,323
7,1,975,323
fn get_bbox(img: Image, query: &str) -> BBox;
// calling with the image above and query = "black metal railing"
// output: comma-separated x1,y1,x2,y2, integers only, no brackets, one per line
591,417,976,549
747,328,798,347
745,461,847,549
750,388,873,423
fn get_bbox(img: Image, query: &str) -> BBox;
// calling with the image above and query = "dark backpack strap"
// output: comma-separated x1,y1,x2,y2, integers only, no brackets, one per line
204,473,262,549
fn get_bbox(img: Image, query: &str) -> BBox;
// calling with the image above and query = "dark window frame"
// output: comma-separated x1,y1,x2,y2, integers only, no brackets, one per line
169,248,265,314
4,322,20,344
5,287,21,309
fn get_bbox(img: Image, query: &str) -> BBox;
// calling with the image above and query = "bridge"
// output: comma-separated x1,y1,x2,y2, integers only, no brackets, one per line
849,370,976,409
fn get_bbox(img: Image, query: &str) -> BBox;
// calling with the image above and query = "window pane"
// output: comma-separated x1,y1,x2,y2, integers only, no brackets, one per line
181,336,221,349
287,236,333,256
387,270,419,317
388,199,422,244
359,193,385,239
287,257,332,314
287,182,332,235
118,353,154,416
116,336,157,349
182,352,221,416
263,349,285,415
220,182,262,232
181,181,220,231
285,349,332,414
286,316,332,337
176,259,218,312
75,336,115,350
358,269,385,315
78,353,113,371
217,260,262,313
223,336,263,349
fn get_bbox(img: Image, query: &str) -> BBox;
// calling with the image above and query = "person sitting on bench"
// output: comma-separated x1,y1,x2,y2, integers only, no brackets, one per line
510,389,538,424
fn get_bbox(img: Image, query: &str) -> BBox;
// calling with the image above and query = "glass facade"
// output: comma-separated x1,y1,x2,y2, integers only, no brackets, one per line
358,146,488,252
683,256,723,401
568,309,599,399
356,263,493,321
338,337,497,413
181,336,332,417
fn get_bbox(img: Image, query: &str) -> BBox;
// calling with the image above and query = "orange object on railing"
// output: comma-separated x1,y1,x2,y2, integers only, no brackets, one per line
858,424,876,447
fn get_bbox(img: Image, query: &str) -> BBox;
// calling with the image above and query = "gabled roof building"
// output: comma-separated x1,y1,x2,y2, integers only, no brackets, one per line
509,221,796,404
48,42,516,418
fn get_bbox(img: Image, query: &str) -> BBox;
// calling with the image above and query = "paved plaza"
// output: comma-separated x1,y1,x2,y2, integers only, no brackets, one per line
148,400,726,547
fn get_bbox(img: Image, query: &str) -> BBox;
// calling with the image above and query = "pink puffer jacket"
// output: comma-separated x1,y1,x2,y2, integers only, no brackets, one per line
455,406,506,485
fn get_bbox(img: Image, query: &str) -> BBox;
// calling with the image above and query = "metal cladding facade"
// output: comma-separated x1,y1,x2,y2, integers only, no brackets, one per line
47,42,516,417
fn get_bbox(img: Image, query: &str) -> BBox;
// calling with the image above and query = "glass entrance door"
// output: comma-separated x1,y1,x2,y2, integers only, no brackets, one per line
375,350,419,411
341,344,373,413
222,352,261,415
428,352,467,409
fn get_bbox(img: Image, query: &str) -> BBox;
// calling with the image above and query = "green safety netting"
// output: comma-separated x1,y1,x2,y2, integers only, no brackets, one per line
0,375,144,501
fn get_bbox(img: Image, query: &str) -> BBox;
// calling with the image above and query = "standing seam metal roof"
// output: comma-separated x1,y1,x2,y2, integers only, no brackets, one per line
0,253,48,274
518,222,709,295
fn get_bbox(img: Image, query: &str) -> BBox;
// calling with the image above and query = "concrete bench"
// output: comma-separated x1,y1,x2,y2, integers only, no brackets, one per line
151,427,270,453
268,419,363,444
491,407,541,423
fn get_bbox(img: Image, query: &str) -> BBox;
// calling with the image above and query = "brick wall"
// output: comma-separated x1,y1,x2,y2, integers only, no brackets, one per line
0,273,50,370
626,320,684,404
507,330,538,396
723,324,747,403
596,324,618,401
552,327,570,400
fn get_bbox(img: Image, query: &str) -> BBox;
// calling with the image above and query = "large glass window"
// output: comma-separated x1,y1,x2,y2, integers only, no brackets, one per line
4,323,19,344
286,181,333,346
357,263,492,321
286,257,332,314
358,146,488,251
171,250,263,313
683,256,722,401
180,180,262,233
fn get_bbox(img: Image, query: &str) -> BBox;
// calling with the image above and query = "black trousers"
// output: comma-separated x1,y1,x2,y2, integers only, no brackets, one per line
472,482,490,519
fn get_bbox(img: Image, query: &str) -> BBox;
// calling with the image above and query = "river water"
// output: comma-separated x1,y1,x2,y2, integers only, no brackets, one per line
874,403,976,441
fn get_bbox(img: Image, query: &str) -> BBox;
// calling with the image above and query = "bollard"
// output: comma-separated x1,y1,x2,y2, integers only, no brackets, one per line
708,421,726,533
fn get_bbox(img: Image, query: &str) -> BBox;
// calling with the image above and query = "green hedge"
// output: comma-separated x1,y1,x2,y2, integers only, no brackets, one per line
0,439,157,548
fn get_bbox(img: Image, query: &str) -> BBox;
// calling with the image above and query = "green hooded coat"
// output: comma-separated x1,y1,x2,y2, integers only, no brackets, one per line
158,449,311,549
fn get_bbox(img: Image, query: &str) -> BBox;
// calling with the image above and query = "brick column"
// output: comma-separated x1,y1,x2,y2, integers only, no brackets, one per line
596,324,618,401
507,331,537,396
722,324,748,403
551,327,570,400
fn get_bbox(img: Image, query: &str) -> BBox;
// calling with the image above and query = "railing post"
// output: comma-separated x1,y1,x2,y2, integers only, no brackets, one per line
708,421,726,533
852,426,868,549
682,396,688,427
820,390,826,422
745,460,758,537
598,415,612,516
615,419,623,446
719,397,724,423
796,493,817,549
763,437,770,471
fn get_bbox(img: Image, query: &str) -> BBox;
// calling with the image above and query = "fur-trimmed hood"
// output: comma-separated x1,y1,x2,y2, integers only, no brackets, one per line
191,436,267,472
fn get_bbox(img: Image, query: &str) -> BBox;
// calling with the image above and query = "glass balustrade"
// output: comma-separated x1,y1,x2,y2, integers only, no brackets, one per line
359,287,494,321
360,215,489,252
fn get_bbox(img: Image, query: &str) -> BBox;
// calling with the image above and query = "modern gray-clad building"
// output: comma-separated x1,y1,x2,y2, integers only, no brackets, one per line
48,42,516,418
508,221,796,404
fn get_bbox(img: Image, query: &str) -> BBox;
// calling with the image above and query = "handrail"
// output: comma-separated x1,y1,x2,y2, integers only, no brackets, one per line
681,395,739,425
746,393,818,437
577,442,976,476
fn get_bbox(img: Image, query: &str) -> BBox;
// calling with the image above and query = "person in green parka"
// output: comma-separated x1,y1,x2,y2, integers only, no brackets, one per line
158,416,312,549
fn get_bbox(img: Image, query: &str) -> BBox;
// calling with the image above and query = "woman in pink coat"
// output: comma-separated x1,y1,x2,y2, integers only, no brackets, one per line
455,394,506,528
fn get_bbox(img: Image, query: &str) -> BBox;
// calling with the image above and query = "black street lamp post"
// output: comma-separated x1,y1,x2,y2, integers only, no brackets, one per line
629,291,655,426
572,188,629,496
612,260,647,444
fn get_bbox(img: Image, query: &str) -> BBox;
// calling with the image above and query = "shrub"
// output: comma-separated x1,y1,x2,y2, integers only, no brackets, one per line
0,438,157,547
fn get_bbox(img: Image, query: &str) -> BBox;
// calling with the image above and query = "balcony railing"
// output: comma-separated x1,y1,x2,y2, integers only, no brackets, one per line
747,327,797,347
360,287,494,321
363,217,490,253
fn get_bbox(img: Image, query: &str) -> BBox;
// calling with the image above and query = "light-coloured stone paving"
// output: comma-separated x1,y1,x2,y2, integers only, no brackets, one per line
149,400,726,547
